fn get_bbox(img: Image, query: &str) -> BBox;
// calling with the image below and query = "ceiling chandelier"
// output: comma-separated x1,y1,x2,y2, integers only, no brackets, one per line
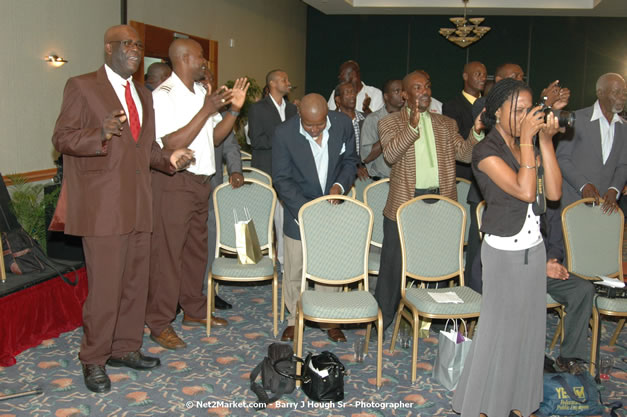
439,0,491,48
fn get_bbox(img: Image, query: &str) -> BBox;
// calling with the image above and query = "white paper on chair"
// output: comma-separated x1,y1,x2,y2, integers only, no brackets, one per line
428,291,464,304
594,275,626,288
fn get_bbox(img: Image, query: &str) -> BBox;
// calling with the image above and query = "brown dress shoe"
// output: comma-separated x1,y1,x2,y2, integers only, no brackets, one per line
150,325,186,350
327,328,347,343
182,313,228,327
281,326,295,342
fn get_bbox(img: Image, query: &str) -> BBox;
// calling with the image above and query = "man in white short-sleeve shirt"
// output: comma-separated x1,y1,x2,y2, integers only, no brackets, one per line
146,38,249,350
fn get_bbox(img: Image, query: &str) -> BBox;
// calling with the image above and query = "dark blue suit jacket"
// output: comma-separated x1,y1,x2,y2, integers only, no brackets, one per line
272,112,358,240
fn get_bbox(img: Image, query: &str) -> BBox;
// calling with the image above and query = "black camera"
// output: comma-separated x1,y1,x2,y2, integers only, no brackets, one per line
530,96,575,128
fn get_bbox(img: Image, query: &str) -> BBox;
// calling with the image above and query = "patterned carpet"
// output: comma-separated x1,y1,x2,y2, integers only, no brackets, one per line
0,279,625,417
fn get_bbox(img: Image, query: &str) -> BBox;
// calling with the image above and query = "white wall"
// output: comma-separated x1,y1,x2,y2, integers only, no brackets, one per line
0,0,307,174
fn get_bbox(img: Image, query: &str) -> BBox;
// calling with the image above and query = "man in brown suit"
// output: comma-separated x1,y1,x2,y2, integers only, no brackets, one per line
51,25,193,393
374,70,484,333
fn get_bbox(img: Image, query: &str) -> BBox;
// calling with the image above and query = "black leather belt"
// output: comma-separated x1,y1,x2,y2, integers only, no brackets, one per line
415,187,440,196
181,170,212,184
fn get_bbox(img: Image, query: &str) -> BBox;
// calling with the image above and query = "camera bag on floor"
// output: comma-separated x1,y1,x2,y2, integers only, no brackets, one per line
299,351,345,402
275,350,345,402
250,342,295,409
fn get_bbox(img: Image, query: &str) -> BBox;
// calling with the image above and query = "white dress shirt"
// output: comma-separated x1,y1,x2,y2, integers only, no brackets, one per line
299,116,332,194
104,64,142,126
591,100,623,164
153,72,222,176
269,94,287,122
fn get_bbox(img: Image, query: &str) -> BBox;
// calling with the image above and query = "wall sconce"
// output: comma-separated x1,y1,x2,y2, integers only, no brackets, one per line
44,55,68,67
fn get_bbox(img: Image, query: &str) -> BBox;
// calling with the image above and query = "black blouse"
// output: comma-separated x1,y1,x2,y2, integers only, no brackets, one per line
472,129,532,237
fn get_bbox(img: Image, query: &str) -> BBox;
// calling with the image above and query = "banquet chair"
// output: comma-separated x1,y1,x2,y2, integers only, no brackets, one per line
390,195,481,383
294,195,383,388
363,178,390,278
561,198,625,376
207,178,278,336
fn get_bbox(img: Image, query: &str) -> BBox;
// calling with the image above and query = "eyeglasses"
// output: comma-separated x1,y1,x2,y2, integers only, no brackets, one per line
109,39,144,51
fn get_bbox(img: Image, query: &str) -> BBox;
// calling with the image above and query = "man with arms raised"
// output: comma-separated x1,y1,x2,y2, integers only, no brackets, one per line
375,70,484,334
146,38,248,350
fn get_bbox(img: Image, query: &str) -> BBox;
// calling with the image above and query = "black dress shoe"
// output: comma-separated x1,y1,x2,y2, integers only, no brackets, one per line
107,351,160,370
556,355,586,375
214,294,232,310
82,363,111,393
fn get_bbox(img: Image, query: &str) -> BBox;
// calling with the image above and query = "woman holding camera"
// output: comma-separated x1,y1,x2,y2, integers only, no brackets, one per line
452,78,563,417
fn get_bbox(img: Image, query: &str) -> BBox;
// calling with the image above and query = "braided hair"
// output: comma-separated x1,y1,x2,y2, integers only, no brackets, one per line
481,78,531,133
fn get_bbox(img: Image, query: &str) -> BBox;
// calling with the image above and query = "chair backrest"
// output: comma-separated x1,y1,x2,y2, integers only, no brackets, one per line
397,195,466,285
476,200,486,240
347,187,356,199
299,195,373,289
352,177,374,202
240,150,252,160
562,198,624,279
456,177,471,245
242,166,272,185
213,178,276,257
363,178,390,247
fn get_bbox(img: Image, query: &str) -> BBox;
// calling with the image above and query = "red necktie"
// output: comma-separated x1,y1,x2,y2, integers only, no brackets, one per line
124,81,140,142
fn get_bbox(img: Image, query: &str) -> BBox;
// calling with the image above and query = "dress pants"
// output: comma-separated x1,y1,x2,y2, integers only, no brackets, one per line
80,231,150,365
283,235,339,326
146,172,212,336
547,276,595,360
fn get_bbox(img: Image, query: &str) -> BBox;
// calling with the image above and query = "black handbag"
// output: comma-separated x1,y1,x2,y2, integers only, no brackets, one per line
300,351,345,402
276,350,345,402
2,229,46,275
1,228,77,285
250,343,295,409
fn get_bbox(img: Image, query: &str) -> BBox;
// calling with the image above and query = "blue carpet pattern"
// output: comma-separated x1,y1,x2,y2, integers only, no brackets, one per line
0,281,626,417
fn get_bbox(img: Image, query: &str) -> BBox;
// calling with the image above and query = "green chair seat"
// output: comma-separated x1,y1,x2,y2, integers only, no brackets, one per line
301,290,379,319
211,256,274,278
547,293,559,304
405,286,481,316
595,296,627,313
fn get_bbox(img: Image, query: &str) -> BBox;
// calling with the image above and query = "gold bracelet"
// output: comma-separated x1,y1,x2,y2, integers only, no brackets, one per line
521,165,536,169
520,144,534,147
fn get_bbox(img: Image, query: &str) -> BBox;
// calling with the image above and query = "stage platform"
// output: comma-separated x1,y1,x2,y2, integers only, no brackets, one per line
0,261,87,367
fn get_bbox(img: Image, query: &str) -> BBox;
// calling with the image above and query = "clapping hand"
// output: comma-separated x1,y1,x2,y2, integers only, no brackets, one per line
542,80,571,110
229,77,250,112
170,148,195,171
203,86,233,116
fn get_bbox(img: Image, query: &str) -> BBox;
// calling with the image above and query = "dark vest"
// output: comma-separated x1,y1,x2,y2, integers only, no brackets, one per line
472,129,531,237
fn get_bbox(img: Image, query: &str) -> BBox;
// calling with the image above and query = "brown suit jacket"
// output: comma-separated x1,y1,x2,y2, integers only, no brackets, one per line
378,107,477,220
51,66,174,237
